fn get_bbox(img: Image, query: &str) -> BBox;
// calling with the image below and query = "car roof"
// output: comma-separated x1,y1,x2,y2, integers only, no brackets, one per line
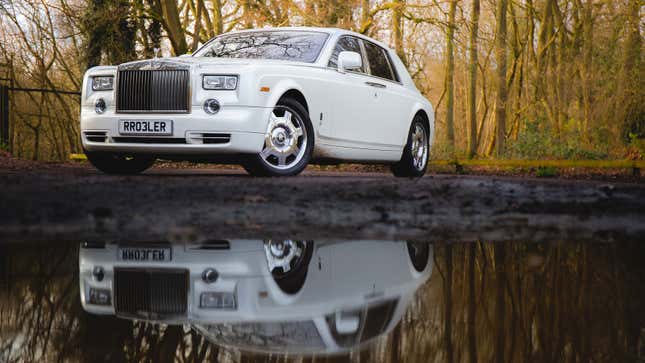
222,26,393,52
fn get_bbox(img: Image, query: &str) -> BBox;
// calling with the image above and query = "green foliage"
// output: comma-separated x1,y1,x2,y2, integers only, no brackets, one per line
535,166,558,177
627,133,645,159
0,141,9,153
508,119,610,160
430,141,456,160
431,140,474,161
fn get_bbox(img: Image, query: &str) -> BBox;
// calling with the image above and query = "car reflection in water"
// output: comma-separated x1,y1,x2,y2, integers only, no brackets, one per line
79,240,432,355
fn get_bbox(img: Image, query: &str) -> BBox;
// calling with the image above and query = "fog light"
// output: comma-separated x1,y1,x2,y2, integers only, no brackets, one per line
203,99,220,115
92,266,104,282
88,288,111,305
200,292,236,309
95,98,106,114
202,268,219,284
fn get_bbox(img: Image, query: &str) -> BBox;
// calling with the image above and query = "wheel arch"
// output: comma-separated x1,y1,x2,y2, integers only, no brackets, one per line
262,77,310,113
406,104,435,147
414,109,430,134
277,89,309,113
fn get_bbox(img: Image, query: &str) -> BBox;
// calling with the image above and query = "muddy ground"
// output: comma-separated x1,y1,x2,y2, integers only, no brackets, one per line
0,155,643,243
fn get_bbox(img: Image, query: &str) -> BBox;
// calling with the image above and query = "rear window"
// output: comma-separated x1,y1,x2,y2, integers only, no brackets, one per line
195,31,329,63
364,41,398,82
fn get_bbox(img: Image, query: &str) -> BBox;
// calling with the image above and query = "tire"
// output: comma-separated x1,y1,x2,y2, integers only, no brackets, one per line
407,242,431,272
85,151,155,175
391,115,430,177
265,240,314,295
243,98,314,176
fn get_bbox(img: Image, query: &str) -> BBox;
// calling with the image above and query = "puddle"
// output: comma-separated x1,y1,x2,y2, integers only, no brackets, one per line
1,239,643,362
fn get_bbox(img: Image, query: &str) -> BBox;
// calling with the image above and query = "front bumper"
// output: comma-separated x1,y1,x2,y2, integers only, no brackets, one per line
81,105,271,154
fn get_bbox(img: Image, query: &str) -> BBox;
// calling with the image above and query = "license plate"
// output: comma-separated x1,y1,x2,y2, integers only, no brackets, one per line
118,247,172,262
119,119,172,136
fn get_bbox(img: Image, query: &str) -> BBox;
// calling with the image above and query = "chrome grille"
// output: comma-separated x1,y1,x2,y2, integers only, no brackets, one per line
116,70,190,113
114,268,188,317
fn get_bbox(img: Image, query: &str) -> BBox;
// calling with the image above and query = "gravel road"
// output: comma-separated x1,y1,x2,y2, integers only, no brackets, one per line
1,162,644,243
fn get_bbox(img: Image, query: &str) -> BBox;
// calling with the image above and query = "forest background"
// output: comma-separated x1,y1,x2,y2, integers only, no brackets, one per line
0,0,642,162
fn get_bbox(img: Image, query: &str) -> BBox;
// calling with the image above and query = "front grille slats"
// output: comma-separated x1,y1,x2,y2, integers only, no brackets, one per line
117,69,190,113
114,268,188,317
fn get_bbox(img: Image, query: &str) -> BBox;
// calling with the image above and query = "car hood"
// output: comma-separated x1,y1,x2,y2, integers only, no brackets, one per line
118,57,315,69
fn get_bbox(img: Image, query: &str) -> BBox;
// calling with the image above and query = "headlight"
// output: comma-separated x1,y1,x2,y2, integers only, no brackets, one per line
203,75,238,90
200,292,237,309
88,288,111,305
92,76,114,91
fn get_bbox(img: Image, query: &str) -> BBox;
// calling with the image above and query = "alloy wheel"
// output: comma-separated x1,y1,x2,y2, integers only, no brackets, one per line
260,106,308,171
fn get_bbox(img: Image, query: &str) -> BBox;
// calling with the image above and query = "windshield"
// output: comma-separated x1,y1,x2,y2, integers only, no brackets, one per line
194,31,329,63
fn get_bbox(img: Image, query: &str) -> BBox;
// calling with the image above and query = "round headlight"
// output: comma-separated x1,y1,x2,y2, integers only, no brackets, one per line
203,99,221,115
94,98,106,114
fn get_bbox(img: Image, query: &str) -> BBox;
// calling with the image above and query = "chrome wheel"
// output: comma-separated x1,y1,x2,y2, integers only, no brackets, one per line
260,106,307,170
411,123,428,171
263,240,308,275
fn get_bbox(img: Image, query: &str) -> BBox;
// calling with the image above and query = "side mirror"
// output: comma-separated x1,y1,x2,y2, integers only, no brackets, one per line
335,311,360,334
338,51,362,73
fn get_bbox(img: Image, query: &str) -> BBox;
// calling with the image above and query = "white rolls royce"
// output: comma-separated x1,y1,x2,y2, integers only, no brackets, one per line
79,240,433,355
81,27,434,176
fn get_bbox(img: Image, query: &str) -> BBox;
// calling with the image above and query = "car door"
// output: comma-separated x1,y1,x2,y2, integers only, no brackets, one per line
361,40,414,148
319,36,375,146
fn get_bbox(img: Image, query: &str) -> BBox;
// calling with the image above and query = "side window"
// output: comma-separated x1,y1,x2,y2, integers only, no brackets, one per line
328,36,366,73
363,41,397,82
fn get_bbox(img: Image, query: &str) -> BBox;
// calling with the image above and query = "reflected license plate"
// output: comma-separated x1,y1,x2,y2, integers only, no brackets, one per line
118,247,172,262
118,119,172,136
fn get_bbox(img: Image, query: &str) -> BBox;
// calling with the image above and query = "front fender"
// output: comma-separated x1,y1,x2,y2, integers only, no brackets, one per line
256,76,308,109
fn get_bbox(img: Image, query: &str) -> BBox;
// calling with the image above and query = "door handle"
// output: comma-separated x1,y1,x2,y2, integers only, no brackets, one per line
365,81,386,89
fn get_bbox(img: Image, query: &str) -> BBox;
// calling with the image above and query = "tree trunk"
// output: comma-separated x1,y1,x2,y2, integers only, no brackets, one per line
390,323,401,363
494,0,508,157
618,0,643,140
467,0,480,157
392,0,407,65
85,0,105,68
241,0,253,29
360,0,371,34
467,242,478,363
142,0,162,58
580,0,593,138
444,244,454,363
212,0,223,35
159,0,188,55
116,0,136,62
494,242,506,363
191,0,204,52
444,0,458,150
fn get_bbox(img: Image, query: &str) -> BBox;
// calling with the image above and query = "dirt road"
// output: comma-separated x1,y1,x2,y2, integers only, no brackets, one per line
1,162,643,243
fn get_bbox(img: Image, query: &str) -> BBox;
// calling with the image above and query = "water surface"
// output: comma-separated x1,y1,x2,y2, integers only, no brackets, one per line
1,239,643,362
